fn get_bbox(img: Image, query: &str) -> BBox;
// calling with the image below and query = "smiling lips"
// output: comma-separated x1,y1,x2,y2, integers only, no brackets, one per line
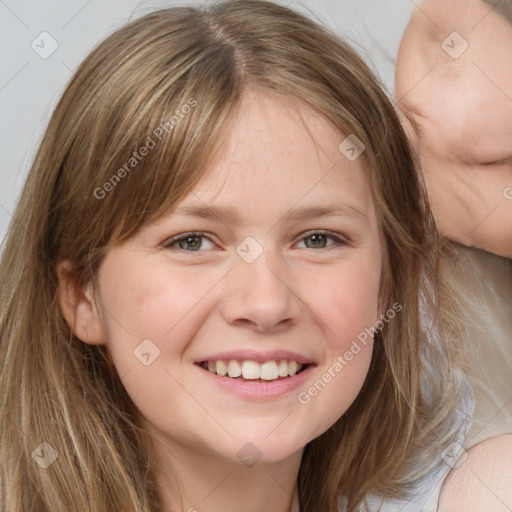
199,359,306,381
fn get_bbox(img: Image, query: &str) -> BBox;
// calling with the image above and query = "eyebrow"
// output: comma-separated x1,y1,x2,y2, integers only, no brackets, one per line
173,203,368,226
284,205,367,223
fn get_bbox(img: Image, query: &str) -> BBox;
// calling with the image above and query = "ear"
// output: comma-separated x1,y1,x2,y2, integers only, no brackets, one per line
57,260,105,345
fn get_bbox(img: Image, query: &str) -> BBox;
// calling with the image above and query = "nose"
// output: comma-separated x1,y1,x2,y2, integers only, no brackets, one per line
219,249,302,333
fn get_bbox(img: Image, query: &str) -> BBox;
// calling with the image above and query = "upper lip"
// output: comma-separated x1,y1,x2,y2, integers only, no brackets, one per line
194,349,316,365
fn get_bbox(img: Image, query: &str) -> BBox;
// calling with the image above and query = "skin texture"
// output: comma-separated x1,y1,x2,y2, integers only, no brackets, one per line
438,434,512,511
59,92,386,512
397,1,512,510
395,0,512,258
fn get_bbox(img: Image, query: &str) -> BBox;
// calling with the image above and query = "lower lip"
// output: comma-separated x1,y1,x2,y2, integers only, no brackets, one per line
196,364,316,399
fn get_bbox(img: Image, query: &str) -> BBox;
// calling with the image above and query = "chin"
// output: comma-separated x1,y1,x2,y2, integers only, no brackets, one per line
206,431,310,467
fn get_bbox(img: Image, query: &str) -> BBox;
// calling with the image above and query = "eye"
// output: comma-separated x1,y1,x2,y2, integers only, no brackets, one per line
481,157,512,166
296,231,345,249
163,233,216,252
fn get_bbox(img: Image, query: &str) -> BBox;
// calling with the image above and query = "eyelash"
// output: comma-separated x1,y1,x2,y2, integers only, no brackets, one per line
162,232,217,252
162,230,348,252
482,159,511,166
295,230,347,249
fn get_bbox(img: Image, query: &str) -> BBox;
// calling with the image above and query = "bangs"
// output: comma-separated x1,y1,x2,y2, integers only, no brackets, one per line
81,31,245,250
52,0,421,296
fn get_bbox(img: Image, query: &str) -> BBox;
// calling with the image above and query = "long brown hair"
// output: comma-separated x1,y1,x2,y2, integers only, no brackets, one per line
0,1,463,510
482,0,512,22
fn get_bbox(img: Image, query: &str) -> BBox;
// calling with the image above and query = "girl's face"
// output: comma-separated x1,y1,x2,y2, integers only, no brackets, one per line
92,93,385,466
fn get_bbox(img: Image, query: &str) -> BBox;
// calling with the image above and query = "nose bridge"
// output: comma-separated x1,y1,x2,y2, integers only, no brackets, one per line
221,242,301,330
236,244,290,302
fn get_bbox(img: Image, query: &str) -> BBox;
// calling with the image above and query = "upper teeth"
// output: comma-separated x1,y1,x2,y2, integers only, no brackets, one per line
204,360,304,380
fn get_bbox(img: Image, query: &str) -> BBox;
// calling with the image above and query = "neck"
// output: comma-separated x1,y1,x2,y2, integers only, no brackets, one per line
150,435,302,512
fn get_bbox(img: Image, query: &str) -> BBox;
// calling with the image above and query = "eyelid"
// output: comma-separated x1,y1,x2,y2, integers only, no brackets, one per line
480,156,512,166
162,231,217,249
294,229,349,247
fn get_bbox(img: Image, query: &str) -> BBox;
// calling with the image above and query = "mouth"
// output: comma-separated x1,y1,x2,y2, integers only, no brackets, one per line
197,359,310,383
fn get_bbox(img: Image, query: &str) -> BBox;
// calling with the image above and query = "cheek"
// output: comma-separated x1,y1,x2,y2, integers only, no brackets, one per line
292,261,379,438
304,262,381,346
97,257,223,375
296,324,374,444
95,260,226,444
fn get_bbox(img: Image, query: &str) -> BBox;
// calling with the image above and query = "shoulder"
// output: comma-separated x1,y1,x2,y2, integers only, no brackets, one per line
438,434,512,512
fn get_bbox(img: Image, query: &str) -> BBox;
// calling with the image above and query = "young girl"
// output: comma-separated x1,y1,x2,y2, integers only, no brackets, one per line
0,1,471,510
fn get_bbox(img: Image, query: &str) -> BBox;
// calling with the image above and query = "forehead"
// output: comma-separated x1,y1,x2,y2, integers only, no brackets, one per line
186,92,375,220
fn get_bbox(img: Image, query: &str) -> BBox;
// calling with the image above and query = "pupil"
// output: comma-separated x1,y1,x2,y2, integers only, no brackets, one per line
187,237,199,248
307,234,325,248
180,236,201,250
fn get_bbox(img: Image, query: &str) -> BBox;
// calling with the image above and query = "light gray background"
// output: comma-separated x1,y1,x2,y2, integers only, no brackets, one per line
0,0,416,242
